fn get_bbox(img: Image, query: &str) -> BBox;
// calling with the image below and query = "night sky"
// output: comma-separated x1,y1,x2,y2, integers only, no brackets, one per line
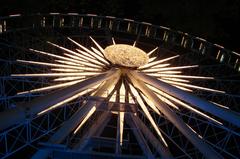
0,0,240,52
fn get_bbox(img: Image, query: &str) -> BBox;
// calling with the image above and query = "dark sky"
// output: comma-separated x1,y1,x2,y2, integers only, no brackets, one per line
1,0,239,52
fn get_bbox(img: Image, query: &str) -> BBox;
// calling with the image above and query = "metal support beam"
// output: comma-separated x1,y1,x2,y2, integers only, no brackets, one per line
131,115,173,159
127,71,223,159
0,69,119,131
74,111,112,150
130,71,240,127
125,114,155,159
31,72,120,159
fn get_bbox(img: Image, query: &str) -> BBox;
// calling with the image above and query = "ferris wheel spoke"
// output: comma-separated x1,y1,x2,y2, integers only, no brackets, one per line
127,71,223,159
17,79,84,95
147,47,158,56
74,111,112,150
0,69,119,131
139,55,179,69
31,73,120,159
134,71,240,128
125,114,155,159
129,84,168,147
131,115,173,158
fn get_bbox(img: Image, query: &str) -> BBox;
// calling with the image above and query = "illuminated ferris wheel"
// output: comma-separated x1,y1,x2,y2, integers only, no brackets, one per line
0,14,240,159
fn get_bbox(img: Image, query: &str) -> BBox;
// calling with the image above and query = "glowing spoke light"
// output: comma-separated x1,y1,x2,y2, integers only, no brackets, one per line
47,41,86,59
89,36,106,56
129,84,168,147
68,37,109,64
12,72,101,77
160,79,225,93
74,106,96,134
133,41,137,47
119,111,125,146
151,63,171,69
76,49,107,66
148,57,157,63
51,68,83,73
55,60,84,67
112,37,116,45
173,85,193,92
147,47,158,56
18,80,83,95
139,55,179,69
157,71,182,74
160,77,190,83
16,59,94,70
147,74,214,79
91,47,108,60
63,53,103,68
29,48,84,65
141,94,161,115
210,101,229,109
156,65,199,71
146,84,223,125
37,89,91,115
53,76,86,81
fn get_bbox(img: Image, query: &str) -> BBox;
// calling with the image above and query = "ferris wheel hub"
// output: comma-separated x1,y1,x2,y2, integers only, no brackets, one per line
104,44,149,67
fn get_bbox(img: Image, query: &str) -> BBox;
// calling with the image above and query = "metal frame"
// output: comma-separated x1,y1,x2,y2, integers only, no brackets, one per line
0,13,239,159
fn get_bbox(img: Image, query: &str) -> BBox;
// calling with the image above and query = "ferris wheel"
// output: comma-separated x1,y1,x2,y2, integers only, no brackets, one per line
0,13,239,159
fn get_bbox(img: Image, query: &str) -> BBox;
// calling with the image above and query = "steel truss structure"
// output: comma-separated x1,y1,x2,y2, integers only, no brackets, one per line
0,13,239,159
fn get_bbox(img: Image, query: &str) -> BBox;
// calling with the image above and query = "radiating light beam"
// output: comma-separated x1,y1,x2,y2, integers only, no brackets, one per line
139,55,179,69
29,48,85,65
37,89,90,115
51,68,83,72
55,60,84,67
16,59,93,70
63,53,103,68
157,71,182,74
47,41,90,60
53,76,86,81
119,82,126,145
148,57,157,63
173,85,193,92
146,84,223,125
68,37,108,65
12,72,101,77
186,124,203,139
119,111,125,146
112,37,116,45
74,106,96,134
147,47,158,56
160,79,225,93
17,80,83,95
146,74,214,79
141,94,161,115
151,63,171,68
89,36,106,56
160,77,190,83
156,93,179,110
76,49,107,66
129,84,168,147
91,47,107,59
133,41,136,47
210,101,229,109
155,65,199,71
